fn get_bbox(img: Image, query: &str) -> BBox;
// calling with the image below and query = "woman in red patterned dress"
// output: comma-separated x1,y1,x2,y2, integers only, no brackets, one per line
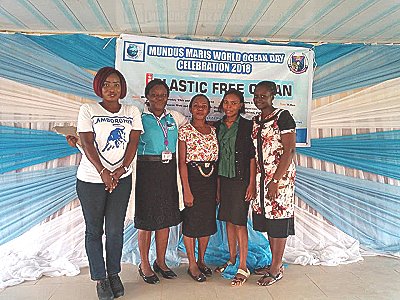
251,81,296,286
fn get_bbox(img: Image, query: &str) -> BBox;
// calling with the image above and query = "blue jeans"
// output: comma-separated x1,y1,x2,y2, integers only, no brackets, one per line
76,175,132,280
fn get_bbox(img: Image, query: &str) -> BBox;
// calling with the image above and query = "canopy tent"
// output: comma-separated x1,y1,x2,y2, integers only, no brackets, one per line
1,0,400,44
0,0,399,290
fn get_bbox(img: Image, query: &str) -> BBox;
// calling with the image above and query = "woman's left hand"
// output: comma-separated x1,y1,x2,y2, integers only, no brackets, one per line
244,182,256,201
111,166,126,184
266,181,279,201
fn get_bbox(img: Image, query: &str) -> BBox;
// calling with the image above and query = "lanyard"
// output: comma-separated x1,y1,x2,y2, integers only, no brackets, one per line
154,113,169,150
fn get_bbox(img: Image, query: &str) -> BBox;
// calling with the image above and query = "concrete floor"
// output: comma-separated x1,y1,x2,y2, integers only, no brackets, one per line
1,256,399,300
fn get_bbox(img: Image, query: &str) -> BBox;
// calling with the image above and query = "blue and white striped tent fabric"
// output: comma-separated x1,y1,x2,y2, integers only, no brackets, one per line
0,33,399,289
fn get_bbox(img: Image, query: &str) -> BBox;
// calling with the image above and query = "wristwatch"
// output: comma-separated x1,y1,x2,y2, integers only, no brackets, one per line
271,178,279,184
121,165,129,173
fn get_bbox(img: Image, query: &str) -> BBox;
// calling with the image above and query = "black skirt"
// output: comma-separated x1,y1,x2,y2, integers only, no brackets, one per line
252,213,295,238
218,176,250,226
134,158,181,231
182,162,217,238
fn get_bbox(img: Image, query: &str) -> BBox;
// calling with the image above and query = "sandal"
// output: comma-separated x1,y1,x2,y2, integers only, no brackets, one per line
254,264,284,275
215,260,233,273
231,268,250,287
257,272,283,286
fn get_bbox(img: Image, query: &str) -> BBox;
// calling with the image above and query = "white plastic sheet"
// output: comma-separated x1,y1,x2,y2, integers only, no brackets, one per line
0,206,86,290
284,206,363,266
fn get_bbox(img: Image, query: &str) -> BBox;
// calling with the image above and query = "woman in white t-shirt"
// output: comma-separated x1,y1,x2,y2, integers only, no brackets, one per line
76,67,143,300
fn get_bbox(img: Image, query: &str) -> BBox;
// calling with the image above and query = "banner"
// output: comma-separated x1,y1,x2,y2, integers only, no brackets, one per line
116,34,314,146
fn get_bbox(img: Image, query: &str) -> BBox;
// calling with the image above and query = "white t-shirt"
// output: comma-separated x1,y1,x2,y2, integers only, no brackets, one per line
76,103,143,183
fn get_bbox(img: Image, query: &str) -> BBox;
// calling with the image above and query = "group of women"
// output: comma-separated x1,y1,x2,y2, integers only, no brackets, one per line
75,67,296,300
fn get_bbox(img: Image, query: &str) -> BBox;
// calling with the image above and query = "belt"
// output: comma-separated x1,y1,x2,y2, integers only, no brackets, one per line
188,161,216,167
188,161,216,177
137,154,176,161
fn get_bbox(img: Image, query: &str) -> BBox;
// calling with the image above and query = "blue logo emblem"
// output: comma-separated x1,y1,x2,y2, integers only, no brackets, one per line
123,41,145,62
102,126,127,152
127,44,139,59
166,121,176,130
287,52,309,74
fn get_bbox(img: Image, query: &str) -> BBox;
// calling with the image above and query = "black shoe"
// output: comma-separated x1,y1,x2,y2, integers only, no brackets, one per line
197,264,213,277
187,269,206,282
96,279,114,300
108,274,124,298
138,264,160,284
153,261,177,279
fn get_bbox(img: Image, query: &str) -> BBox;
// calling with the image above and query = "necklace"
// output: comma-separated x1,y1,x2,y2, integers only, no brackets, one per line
197,165,214,177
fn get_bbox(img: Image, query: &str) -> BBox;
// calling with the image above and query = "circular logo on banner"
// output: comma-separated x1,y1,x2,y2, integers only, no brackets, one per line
127,44,140,59
124,41,145,62
287,52,309,74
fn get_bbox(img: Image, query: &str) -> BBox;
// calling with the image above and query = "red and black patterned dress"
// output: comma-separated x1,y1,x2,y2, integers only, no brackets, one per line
251,109,296,220
178,123,219,238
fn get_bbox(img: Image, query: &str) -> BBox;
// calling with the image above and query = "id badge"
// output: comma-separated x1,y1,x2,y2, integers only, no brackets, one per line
161,150,173,163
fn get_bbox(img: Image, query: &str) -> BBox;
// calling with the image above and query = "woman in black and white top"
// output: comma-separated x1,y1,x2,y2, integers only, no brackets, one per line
76,67,143,300
251,81,296,287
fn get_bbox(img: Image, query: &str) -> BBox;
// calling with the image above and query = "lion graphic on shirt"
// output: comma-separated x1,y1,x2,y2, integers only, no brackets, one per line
102,126,127,152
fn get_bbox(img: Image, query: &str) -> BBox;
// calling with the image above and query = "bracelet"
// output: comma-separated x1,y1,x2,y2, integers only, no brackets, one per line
99,167,107,176
271,178,279,184
121,165,129,173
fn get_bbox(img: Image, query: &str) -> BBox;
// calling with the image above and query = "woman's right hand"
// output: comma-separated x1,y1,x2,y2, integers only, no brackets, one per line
111,166,126,184
66,135,78,147
100,169,117,193
184,191,194,207
245,182,256,202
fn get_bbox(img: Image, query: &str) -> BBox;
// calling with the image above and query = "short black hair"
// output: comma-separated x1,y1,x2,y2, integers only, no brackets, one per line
218,88,245,114
189,94,211,109
255,81,277,95
145,79,170,98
